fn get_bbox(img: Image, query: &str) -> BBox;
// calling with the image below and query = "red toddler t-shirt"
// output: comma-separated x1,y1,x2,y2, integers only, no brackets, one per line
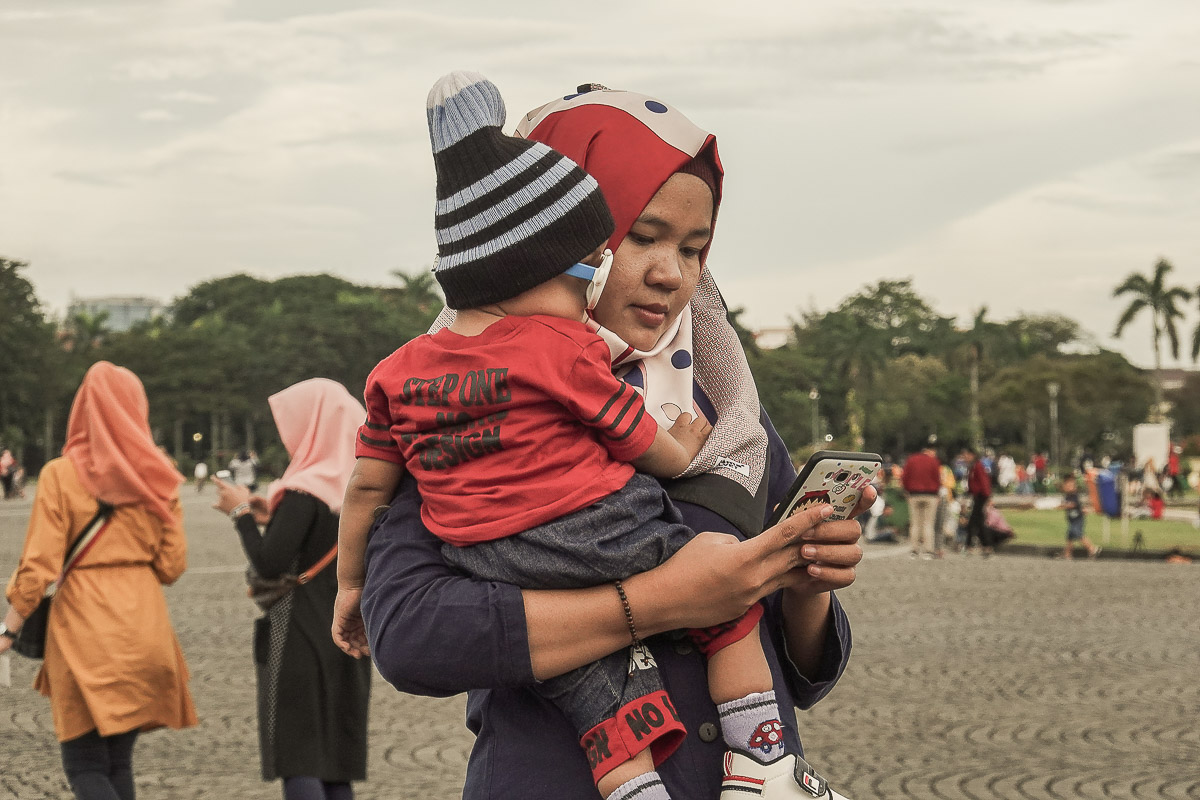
355,315,659,545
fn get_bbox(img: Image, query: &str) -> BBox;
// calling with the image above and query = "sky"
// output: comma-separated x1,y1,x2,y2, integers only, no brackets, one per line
3,0,1199,370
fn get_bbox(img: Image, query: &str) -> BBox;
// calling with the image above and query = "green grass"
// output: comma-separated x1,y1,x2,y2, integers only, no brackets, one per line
1003,508,1200,552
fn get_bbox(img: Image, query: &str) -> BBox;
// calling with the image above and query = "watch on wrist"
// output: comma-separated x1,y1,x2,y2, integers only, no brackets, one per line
0,623,17,640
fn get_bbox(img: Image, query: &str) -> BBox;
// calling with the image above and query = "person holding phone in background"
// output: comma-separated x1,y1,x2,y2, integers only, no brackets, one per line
212,379,370,800
359,83,872,799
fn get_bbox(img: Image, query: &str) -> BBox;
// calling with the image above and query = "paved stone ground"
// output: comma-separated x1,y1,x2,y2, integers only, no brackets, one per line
2,489,1197,799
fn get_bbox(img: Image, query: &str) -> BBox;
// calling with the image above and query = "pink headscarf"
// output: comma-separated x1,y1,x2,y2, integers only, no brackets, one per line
62,361,183,523
265,378,364,515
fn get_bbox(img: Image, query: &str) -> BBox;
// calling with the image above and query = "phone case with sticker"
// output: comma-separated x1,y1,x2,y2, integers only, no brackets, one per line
764,450,883,530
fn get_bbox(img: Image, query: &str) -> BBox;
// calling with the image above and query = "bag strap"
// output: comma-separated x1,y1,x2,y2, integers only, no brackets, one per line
296,544,338,585
45,502,115,597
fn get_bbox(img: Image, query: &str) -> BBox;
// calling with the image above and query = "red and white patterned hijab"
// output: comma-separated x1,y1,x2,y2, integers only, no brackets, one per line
516,87,768,502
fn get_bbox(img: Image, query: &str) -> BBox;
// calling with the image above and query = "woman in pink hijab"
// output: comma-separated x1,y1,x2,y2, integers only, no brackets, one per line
212,378,371,800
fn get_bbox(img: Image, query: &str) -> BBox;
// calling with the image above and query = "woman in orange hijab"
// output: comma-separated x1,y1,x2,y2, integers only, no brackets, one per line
212,378,371,800
1,361,197,800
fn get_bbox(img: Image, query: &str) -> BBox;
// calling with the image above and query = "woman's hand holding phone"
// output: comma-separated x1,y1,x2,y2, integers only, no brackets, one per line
629,495,869,633
774,485,873,598
210,476,250,516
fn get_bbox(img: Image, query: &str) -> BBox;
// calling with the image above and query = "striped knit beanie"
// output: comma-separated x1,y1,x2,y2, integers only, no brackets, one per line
427,71,615,309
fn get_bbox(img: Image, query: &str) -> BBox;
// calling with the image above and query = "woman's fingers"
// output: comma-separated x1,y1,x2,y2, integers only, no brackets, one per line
850,484,878,518
211,480,252,514
754,504,834,553
797,563,858,592
752,504,864,598
799,541,864,568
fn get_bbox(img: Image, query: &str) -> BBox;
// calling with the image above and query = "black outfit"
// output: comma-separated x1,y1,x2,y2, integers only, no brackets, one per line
60,729,138,800
236,491,371,784
966,494,992,549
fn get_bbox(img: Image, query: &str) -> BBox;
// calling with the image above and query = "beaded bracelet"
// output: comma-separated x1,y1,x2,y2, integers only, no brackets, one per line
612,580,641,647
229,502,252,521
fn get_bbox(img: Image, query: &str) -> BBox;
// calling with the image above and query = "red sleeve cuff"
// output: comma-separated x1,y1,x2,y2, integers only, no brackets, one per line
601,410,658,463
355,426,404,464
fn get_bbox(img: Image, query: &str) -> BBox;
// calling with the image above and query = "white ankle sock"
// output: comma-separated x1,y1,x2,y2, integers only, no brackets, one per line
717,690,787,763
608,771,671,800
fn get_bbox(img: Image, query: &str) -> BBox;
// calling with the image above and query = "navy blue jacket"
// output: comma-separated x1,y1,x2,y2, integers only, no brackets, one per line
362,413,852,799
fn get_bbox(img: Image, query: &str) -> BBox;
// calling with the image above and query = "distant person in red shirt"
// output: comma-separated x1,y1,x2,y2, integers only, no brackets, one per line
1165,445,1183,499
1032,452,1047,493
1134,488,1165,520
963,448,994,555
902,438,941,558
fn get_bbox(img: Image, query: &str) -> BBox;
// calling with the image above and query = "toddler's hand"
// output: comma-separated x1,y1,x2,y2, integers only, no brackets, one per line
668,412,712,461
332,587,370,659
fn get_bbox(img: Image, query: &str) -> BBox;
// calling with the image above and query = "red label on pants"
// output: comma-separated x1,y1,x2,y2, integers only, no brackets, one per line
580,690,687,783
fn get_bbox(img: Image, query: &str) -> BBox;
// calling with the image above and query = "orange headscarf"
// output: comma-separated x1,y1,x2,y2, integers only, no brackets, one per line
62,361,183,523
265,378,364,515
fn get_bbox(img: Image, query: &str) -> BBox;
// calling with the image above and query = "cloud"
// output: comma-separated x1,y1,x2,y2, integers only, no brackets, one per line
161,90,219,104
53,170,128,188
705,9,1116,87
1140,147,1200,182
138,108,181,122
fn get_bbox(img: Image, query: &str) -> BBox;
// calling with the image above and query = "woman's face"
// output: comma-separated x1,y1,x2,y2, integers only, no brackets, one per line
592,173,714,350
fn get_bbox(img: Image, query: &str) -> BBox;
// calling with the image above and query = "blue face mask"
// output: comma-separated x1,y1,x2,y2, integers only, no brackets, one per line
563,248,613,312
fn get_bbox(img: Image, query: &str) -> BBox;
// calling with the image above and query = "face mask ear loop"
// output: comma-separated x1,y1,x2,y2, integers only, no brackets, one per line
586,249,613,312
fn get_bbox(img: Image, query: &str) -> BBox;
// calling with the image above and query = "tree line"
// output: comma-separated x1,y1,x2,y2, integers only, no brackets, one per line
2,256,1198,477
0,258,441,475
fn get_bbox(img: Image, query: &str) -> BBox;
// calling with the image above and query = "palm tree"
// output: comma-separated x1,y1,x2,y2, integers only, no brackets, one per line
391,270,442,314
964,307,996,454
816,310,892,449
1192,282,1200,363
1112,258,1192,419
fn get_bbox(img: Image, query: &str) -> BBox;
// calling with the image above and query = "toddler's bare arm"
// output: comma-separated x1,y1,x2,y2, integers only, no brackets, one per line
632,413,712,478
334,457,404,657
338,457,405,588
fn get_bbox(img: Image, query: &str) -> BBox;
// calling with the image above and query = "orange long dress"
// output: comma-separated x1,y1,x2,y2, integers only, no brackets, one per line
4,457,198,742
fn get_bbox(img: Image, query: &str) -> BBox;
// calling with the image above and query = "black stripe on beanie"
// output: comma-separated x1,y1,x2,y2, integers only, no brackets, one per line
436,191,613,309
434,146,563,230
433,126,538,200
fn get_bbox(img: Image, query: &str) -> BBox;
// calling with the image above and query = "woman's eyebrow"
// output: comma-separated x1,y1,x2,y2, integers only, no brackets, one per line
633,214,711,240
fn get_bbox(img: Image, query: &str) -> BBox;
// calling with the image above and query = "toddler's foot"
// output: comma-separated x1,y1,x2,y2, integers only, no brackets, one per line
720,750,850,799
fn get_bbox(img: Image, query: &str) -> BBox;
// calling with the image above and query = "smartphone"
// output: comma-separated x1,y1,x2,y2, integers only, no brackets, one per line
215,469,232,480
765,450,883,529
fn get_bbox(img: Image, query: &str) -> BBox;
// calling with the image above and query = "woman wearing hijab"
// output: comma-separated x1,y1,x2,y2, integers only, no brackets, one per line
361,85,868,798
212,378,370,800
1,361,197,800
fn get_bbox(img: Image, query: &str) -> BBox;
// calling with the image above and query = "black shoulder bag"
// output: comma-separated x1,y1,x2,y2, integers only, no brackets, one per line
13,503,115,659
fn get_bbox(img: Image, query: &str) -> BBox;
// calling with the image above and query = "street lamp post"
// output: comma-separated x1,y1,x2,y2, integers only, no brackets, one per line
809,388,820,447
1047,381,1060,471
